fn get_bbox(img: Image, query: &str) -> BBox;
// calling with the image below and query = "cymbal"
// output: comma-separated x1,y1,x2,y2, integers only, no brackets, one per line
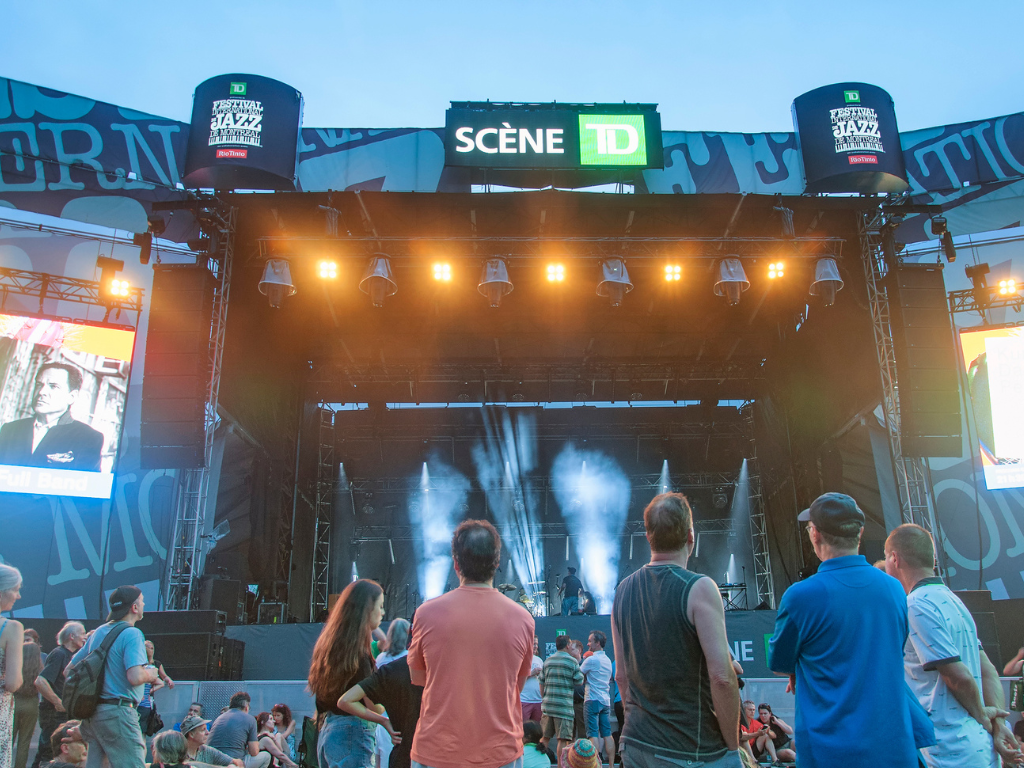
497,584,518,591
527,581,546,585
533,591,547,596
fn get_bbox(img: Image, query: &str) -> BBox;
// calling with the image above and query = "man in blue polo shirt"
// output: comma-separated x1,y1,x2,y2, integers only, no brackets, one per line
768,493,920,768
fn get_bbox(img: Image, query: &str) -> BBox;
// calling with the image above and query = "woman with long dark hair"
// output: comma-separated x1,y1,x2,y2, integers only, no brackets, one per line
308,579,384,768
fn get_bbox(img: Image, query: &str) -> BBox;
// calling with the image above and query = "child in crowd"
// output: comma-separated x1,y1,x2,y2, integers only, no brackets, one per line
522,720,554,767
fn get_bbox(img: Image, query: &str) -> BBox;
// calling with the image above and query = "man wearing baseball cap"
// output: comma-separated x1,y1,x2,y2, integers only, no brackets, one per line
767,493,922,768
180,714,243,768
68,585,158,768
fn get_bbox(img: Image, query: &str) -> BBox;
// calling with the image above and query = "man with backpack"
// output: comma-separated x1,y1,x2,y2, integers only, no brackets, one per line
66,586,158,768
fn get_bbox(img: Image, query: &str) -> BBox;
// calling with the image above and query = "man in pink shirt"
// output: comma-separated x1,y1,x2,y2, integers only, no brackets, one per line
408,519,535,768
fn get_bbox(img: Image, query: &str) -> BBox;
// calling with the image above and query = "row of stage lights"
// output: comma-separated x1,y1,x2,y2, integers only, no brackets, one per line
262,254,835,309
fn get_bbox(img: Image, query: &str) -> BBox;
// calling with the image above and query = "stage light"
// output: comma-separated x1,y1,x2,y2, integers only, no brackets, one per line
664,265,682,282
597,258,633,307
478,258,513,307
546,263,565,282
767,261,785,279
965,263,990,308
359,254,397,308
259,258,297,309
713,257,750,306
318,260,338,279
433,262,452,282
999,278,1017,296
96,256,126,301
931,216,956,262
809,257,844,307
109,278,131,297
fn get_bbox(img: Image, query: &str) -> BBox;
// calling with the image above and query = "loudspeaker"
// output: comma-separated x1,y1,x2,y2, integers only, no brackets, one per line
954,590,1002,665
220,637,245,680
888,263,962,457
135,610,226,636
147,632,222,681
141,265,217,469
200,578,243,624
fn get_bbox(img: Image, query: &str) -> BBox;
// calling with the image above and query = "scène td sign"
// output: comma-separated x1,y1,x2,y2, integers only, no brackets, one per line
444,103,662,170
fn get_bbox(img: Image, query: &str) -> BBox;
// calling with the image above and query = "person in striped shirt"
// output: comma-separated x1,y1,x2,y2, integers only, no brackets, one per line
538,636,583,762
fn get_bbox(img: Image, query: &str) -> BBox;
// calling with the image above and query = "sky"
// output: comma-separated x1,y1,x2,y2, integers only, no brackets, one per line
2,1,1022,133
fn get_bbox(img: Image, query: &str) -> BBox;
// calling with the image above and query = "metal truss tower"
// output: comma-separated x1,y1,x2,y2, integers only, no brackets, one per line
165,204,236,610
310,404,336,619
858,209,936,531
743,405,776,609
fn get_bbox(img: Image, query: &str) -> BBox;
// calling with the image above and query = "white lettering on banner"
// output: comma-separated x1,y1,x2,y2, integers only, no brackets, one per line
730,640,755,662
455,126,475,152
520,128,542,153
499,123,516,153
475,127,498,153
454,126,564,155
0,464,112,497
829,106,884,155
546,128,563,153
209,98,263,149
584,123,640,155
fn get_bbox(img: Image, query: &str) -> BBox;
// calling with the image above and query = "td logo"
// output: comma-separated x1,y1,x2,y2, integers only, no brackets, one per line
844,90,860,103
230,82,247,96
579,114,647,166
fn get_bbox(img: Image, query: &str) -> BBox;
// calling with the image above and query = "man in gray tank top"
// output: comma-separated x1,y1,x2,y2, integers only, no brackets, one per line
612,493,742,768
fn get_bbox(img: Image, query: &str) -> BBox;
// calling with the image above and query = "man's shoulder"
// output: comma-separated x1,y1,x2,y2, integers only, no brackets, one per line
61,419,104,440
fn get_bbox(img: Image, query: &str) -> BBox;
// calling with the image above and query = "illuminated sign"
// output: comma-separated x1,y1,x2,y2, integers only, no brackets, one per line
444,103,662,170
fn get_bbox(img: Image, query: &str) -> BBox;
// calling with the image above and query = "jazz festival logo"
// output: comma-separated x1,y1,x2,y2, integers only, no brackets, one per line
209,81,263,154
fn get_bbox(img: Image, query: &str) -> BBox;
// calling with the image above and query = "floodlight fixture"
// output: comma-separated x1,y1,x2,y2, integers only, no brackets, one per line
809,257,844,307
768,261,785,279
597,257,633,307
932,216,956,262
998,278,1018,296
433,262,452,282
318,260,338,279
96,256,126,300
359,253,398,308
546,263,565,282
259,258,297,309
478,258,513,307
664,264,682,282
713,257,750,306
965,263,990,308
110,278,131,297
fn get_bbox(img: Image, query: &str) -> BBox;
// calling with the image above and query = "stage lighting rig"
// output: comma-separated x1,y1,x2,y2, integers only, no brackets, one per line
318,260,338,279
96,256,127,300
998,278,1018,296
597,258,633,307
546,263,565,282
478,258,513,307
664,265,682,282
259,259,297,308
713,257,750,306
359,254,397,308
433,262,452,282
965,263,990,309
767,261,785,279
931,216,956,262
809,257,844,307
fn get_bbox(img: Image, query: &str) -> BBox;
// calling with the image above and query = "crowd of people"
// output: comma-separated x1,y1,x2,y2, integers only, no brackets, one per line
2,491,1024,768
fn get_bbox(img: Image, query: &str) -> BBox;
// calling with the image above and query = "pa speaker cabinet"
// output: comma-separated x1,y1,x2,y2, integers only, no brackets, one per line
888,263,963,457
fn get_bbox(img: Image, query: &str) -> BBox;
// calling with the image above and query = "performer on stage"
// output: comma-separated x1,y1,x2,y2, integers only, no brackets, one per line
559,568,583,616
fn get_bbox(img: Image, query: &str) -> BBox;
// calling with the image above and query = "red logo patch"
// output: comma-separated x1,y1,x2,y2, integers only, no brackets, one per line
216,149,248,159
848,155,878,165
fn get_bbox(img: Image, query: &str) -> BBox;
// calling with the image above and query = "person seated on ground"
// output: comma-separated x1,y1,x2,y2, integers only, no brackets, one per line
179,714,243,768
1005,646,1024,677
270,705,295,761
557,738,597,768
46,720,87,768
207,692,270,768
751,703,795,764
255,713,298,768
152,731,191,768
176,703,206,733
521,721,554,767
739,700,762,759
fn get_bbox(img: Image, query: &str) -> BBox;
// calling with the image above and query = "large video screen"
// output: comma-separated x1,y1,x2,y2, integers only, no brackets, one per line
960,324,1024,490
0,312,136,499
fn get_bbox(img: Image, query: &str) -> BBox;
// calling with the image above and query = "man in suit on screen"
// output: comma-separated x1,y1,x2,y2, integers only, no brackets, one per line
0,362,104,471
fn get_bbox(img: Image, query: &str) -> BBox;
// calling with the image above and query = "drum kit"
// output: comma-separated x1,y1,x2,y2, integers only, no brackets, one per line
499,581,550,616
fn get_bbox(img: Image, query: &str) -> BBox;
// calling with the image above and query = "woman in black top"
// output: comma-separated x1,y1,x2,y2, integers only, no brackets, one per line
308,579,384,768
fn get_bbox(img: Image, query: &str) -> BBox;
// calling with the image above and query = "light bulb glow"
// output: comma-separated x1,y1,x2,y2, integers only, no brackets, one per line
110,278,130,297
547,264,565,282
433,262,452,282
664,265,682,282
318,260,338,279
768,261,785,279
999,278,1017,295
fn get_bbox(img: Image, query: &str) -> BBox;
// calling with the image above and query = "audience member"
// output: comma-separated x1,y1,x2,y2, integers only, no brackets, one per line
613,493,741,767
579,631,614,766
33,622,86,768
1,564,26,768
308,579,384,768
520,637,543,724
180,714,242,768
270,705,295,761
207,692,270,768
768,493,921,768
69,585,158,768
886,523,1023,767
371,629,388,660
609,660,623,758
1003,647,1024,677
750,704,794,764
566,642,585,742
520,722,551,768
738,701,760,759
151,731,188,768
539,636,582,761
255,713,297,768
46,720,87,768
407,519,534,768
557,739,597,768
375,620,410,668
13,636,42,768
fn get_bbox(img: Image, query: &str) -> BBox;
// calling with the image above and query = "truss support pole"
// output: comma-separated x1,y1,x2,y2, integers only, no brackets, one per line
310,405,336,619
858,210,936,531
165,204,236,611
744,406,776,609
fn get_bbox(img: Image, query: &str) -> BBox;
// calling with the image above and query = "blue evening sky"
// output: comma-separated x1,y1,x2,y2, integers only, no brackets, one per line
2,1,1021,134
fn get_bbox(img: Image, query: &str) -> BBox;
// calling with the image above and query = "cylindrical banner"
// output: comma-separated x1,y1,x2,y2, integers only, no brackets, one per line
183,73,303,191
792,82,908,194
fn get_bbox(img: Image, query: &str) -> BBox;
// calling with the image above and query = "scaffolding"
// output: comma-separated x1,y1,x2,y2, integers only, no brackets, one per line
310,404,336,619
164,203,236,610
742,405,775,608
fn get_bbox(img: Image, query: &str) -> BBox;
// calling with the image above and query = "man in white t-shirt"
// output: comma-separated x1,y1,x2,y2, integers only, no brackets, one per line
520,636,543,722
885,524,1022,768
580,630,614,766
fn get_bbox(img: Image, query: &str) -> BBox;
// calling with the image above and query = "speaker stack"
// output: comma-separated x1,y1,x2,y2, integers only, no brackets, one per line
141,264,217,469
887,263,963,458
139,610,244,681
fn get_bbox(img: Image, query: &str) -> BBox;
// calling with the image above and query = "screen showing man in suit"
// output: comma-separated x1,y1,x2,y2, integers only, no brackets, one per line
0,312,135,499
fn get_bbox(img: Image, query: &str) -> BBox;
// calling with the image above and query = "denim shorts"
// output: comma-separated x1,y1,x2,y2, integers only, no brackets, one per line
318,712,376,768
585,700,611,738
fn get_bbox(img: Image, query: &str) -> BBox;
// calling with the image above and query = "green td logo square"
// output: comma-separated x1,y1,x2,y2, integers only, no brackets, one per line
844,90,860,104
579,114,647,166
230,82,247,96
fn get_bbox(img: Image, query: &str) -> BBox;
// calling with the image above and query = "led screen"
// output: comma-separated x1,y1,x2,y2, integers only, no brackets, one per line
0,312,136,498
960,324,1024,490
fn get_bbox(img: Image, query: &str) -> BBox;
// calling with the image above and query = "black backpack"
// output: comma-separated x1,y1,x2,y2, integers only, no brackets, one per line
61,621,131,719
